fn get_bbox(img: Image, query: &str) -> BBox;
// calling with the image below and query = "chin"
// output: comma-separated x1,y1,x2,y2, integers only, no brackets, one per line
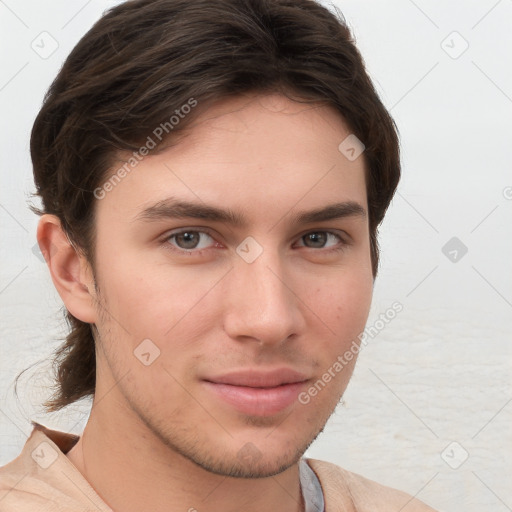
192,428,323,479
198,449,304,479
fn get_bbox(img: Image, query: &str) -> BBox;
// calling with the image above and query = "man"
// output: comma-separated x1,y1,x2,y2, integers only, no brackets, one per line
0,0,437,510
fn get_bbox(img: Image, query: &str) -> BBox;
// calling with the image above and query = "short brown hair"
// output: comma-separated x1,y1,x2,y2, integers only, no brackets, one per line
27,0,400,412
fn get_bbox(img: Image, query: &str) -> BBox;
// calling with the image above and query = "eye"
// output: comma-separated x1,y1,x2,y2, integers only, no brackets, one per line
162,228,348,256
296,231,346,251
165,229,217,253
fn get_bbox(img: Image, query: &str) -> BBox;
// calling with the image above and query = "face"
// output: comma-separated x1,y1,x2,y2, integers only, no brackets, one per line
87,93,373,477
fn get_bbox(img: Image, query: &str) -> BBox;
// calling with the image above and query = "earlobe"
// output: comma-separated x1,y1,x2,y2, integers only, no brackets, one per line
37,214,98,324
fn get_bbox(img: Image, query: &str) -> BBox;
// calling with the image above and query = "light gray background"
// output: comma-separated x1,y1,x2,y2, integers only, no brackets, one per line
1,1,511,511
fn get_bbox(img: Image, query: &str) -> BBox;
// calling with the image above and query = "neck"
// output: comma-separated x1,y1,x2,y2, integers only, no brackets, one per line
66,406,305,512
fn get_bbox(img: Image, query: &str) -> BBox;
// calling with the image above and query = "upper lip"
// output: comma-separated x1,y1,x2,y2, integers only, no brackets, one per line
204,368,309,388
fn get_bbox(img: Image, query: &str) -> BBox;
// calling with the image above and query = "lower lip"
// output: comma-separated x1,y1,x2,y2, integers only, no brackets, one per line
203,381,306,416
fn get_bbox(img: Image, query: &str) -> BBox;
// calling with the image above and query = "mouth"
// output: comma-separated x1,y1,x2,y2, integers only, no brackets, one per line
202,368,309,416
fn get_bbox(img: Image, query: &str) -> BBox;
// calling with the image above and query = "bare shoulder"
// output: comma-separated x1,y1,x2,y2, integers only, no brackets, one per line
306,458,438,512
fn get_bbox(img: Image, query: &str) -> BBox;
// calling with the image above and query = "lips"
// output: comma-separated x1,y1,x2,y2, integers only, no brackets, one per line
204,368,309,388
202,368,309,416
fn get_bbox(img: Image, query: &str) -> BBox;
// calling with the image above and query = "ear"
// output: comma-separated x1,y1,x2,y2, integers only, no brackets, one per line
37,214,98,323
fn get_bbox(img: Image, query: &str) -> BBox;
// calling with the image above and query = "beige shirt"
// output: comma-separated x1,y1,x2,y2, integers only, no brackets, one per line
0,422,437,511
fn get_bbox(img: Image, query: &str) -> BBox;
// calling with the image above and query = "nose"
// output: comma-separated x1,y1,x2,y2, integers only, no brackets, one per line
222,247,305,347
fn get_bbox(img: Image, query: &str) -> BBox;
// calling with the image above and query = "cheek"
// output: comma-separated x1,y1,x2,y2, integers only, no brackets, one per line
320,265,373,318
96,252,225,349
309,266,373,353
305,273,372,404
337,278,373,330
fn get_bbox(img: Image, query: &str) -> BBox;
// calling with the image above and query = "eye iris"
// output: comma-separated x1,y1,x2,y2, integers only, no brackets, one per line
176,231,200,249
305,232,326,248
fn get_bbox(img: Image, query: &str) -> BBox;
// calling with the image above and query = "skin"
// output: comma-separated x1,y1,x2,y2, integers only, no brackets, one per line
38,93,374,512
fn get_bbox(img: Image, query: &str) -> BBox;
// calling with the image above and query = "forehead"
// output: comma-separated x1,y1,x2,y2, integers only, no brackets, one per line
177,93,357,159
96,93,368,226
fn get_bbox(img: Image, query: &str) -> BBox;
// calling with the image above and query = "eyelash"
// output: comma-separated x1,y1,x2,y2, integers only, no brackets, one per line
162,228,349,256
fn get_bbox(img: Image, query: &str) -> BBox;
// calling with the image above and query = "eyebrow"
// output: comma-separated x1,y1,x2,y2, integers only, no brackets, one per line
134,197,367,227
